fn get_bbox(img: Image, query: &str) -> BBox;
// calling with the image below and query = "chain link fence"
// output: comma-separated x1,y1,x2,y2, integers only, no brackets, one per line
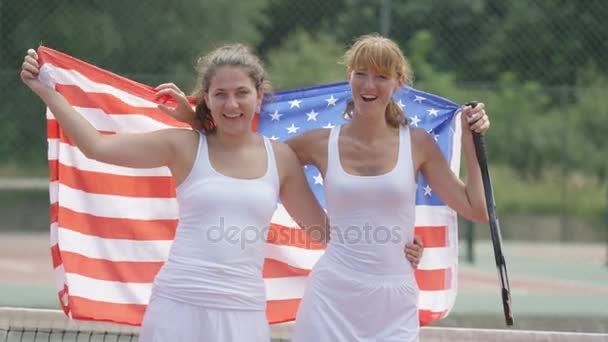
1,0,607,240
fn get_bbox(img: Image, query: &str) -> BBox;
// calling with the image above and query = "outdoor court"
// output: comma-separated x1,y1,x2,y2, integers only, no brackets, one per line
1,233,607,334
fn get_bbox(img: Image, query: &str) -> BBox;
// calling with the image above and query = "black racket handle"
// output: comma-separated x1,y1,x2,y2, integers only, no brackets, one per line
464,101,514,326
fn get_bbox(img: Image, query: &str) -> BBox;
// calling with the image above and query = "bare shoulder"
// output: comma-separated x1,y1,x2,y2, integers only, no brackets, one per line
288,128,330,145
270,140,298,163
410,127,433,142
162,127,199,145
270,140,303,185
409,127,440,170
409,127,436,151
285,128,330,165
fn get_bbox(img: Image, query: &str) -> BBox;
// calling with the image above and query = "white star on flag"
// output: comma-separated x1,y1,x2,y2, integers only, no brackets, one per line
423,184,432,196
428,130,439,141
270,136,279,141
410,115,421,127
306,110,319,121
323,122,336,129
398,99,405,109
427,108,439,116
289,99,302,108
313,173,323,185
325,95,338,106
270,110,282,121
414,95,426,103
286,123,300,134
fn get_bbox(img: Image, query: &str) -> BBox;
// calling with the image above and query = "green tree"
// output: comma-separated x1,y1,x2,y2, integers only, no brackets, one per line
256,0,346,55
266,30,345,90
257,0,608,86
569,69,608,182
1,0,270,170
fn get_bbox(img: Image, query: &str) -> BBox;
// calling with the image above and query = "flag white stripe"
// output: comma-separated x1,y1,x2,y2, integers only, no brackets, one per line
40,64,159,108
66,273,152,304
56,225,453,272
450,113,463,176
265,277,308,300
48,142,58,161
415,206,457,227
272,204,456,230
418,246,456,270
419,289,457,312
48,107,176,133
264,244,324,270
53,264,66,292
271,204,301,229
54,141,171,176
50,222,59,246
58,183,178,220
49,181,59,204
58,228,172,262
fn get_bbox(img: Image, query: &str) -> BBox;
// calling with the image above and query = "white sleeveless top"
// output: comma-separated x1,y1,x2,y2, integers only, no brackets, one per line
323,125,417,277
291,125,420,342
152,132,279,311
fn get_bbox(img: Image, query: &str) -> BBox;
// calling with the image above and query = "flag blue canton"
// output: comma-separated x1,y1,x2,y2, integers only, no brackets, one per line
258,81,461,208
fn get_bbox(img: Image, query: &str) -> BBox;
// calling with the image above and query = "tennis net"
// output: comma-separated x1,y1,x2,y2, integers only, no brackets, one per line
2,307,607,341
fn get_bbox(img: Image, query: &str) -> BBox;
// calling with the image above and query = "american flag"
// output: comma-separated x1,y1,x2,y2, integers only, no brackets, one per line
38,46,462,327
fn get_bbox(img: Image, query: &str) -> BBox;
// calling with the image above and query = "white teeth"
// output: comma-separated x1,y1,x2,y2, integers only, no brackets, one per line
361,95,377,102
223,113,242,119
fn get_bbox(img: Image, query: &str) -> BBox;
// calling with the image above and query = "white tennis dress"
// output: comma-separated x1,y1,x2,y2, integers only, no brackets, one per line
139,133,279,342
292,125,420,342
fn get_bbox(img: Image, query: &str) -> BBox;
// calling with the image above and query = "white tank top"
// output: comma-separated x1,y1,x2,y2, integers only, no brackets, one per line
323,125,417,276
152,132,279,311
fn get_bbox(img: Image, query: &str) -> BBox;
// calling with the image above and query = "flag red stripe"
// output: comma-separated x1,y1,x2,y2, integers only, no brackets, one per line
252,113,259,131
56,206,177,241
59,247,451,291
419,309,449,326
69,296,146,326
414,225,447,248
57,162,175,198
61,251,163,283
56,84,188,127
49,119,116,140
266,298,302,324
57,250,318,283
50,202,59,224
49,160,59,182
51,243,62,269
415,268,451,291
267,223,325,250
67,298,450,327
47,120,60,139
52,199,446,249
39,47,172,110
263,258,311,278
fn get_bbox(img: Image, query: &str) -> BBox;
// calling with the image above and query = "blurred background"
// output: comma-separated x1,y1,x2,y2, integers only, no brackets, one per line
1,0,607,337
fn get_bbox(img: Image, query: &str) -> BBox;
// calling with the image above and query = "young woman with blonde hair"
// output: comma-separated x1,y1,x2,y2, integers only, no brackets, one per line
288,34,490,341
